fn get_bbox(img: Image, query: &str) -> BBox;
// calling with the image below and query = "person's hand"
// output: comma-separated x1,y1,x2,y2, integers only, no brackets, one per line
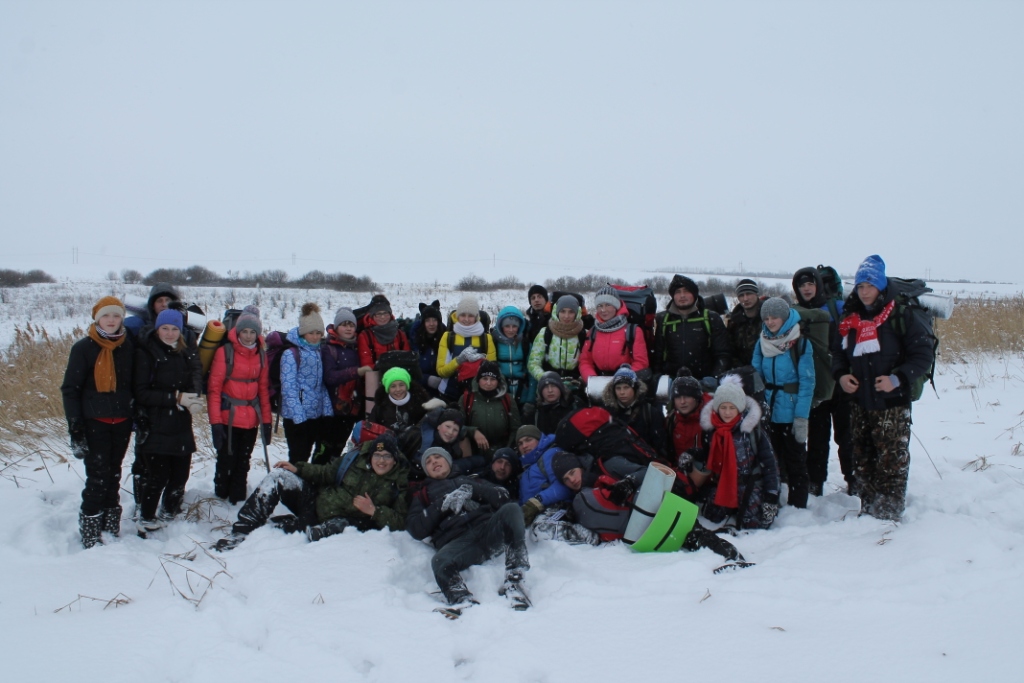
357,365,373,377
274,461,298,473
792,418,809,445
874,375,896,393
211,424,227,451
840,374,859,394
441,484,474,515
261,424,272,445
608,476,638,506
68,418,89,460
521,498,545,526
178,392,204,415
761,501,779,527
456,347,483,364
427,375,443,389
473,431,490,451
353,493,376,517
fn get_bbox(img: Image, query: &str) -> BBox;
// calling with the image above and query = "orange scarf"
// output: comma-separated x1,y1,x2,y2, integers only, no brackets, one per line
707,412,741,508
87,324,125,393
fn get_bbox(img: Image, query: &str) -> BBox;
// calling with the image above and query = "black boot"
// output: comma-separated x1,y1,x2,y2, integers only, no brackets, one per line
79,512,103,549
305,517,349,542
101,506,122,537
682,522,743,561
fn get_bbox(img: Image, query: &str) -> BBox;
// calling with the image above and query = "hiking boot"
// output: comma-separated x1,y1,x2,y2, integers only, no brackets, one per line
305,518,349,542
531,520,600,546
500,570,531,610
79,512,103,549
136,518,163,539
101,506,122,537
214,533,247,552
808,482,824,497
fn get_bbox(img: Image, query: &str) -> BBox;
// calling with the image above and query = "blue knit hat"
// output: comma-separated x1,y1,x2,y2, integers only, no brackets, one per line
612,364,639,389
154,309,183,330
855,255,887,292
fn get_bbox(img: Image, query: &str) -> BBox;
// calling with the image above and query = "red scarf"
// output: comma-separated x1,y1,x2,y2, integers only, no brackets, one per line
707,411,741,508
839,299,895,357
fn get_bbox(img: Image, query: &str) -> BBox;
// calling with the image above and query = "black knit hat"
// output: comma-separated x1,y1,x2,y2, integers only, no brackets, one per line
671,375,703,402
370,431,399,458
437,408,464,428
735,278,759,296
669,274,699,298
528,284,549,301
551,451,583,482
419,300,443,323
477,360,501,381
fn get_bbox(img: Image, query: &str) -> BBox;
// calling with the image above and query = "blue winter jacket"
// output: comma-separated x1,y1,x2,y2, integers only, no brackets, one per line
492,306,536,404
751,309,815,424
279,327,334,423
519,445,574,507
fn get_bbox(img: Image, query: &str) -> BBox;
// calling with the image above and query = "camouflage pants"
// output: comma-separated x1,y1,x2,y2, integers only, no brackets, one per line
850,404,912,521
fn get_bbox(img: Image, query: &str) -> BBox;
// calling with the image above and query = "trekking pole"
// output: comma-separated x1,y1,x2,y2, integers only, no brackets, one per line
261,435,271,472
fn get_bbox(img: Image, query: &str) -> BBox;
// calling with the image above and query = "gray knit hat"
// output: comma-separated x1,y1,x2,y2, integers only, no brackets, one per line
334,307,357,328
555,294,580,315
235,305,262,335
735,278,759,296
760,297,791,322
712,382,747,413
420,446,453,470
594,286,621,310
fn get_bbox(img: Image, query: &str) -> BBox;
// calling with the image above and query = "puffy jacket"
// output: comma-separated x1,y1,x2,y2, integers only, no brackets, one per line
293,445,409,530
527,303,585,380
322,326,362,418
492,306,536,404
519,446,574,507
436,313,497,393
61,331,135,421
726,300,764,367
279,327,333,424
206,327,272,430
654,301,731,379
832,280,935,412
665,393,711,458
357,314,411,369
133,329,202,456
601,380,667,459
457,376,522,457
406,475,512,549
409,318,445,388
578,304,650,382
752,308,816,424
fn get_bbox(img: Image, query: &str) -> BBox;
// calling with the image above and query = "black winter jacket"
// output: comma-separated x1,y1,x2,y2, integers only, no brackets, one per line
61,334,135,421
726,300,763,367
406,475,511,549
133,330,203,456
654,302,732,379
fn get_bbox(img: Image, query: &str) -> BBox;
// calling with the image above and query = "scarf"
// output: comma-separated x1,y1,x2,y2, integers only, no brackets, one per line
839,299,896,356
389,392,411,407
594,314,627,333
758,322,802,359
371,318,399,345
87,324,126,393
547,317,584,341
453,321,484,338
707,411,741,508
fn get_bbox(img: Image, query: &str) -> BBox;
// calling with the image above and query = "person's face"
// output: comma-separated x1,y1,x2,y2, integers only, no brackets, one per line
595,302,616,322
424,453,452,479
673,395,698,415
371,451,396,475
96,312,123,334
388,380,408,400
157,324,181,345
517,435,539,455
337,320,357,340
501,321,520,339
798,282,817,302
152,296,174,314
372,310,391,325
562,467,583,492
478,375,498,392
541,384,561,403
717,402,740,422
238,328,258,345
437,420,460,443
491,458,512,481
672,288,696,310
737,291,758,311
614,383,636,404
424,318,438,334
858,282,880,307
457,312,478,326
558,307,576,323
764,315,784,334
529,293,546,311
302,330,324,344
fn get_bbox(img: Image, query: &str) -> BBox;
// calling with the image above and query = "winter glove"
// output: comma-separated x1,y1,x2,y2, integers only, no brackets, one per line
792,417,809,445
761,501,779,528
211,424,227,452
607,476,638,506
68,418,89,460
487,485,511,510
456,347,484,364
521,498,545,526
357,365,373,377
426,375,443,390
178,392,204,415
422,397,447,411
261,424,272,446
441,484,475,515
677,448,700,474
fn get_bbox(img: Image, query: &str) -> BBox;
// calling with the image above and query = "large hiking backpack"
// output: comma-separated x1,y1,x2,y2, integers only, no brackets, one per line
788,307,835,408
886,277,947,401
198,308,244,393
264,330,300,413
815,265,844,323
607,284,657,366
376,349,423,385
554,407,659,466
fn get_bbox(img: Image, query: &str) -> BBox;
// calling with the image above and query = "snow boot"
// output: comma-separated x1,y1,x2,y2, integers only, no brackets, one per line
305,517,349,542
101,506,122,537
499,569,531,611
136,518,163,539
79,511,103,549
213,533,247,552
683,522,744,561
531,520,600,546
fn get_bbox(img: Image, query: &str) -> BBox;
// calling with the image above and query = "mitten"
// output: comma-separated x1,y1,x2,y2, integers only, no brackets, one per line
211,424,227,451
68,418,89,460
441,484,474,515
261,424,272,445
521,498,545,526
792,417,809,444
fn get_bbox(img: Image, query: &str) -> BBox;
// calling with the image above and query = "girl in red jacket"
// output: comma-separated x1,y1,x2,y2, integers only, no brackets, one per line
207,306,272,504
357,298,411,370
578,286,649,384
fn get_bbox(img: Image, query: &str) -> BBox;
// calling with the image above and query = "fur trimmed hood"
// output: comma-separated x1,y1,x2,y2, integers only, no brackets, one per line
700,395,761,433
601,375,649,408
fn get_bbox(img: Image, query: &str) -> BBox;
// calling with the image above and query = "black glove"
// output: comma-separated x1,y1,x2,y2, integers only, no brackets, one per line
68,418,89,460
261,423,272,446
488,485,510,510
134,417,150,446
607,476,638,506
211,424,226,451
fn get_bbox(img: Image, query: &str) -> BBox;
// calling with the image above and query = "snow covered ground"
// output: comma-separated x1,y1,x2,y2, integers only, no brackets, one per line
2,282,1023,682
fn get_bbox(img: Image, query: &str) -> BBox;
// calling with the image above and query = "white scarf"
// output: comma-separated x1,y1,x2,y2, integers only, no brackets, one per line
759,323,801,358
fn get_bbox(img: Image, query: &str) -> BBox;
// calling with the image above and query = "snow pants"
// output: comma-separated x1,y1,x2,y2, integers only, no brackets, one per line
769,422,808,508
214,426,257,504
807,392,853,488
137,451,191,521
80,419,133,516
233,469,319,535
850,404,912,521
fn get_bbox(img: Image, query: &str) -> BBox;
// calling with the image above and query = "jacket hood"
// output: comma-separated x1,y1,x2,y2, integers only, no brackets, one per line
493,306,526,343
764,308,802,338
601,375,649,408
700,395,761,433
147,282,181,315
793,267,827,308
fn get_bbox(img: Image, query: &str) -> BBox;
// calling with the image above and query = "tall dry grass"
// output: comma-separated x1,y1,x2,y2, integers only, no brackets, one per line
936,295,1024,360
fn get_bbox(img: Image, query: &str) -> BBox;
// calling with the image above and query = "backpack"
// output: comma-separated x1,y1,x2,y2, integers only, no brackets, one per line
264,330,300,413
376,349,424,385
607,283,657,366
788,307,835,408
554,407,659,466
816,265,844,323
199,308,246,393
886,277,943,401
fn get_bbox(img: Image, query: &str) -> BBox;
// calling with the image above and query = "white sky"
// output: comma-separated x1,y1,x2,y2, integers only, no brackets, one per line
2,1,1022,284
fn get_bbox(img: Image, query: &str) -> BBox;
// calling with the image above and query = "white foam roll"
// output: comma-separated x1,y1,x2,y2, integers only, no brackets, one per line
655,375,670,402
586,376,613,403
918,293,955,320
623,462,677,544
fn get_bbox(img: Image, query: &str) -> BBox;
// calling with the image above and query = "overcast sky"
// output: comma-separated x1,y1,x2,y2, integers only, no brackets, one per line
2,1,1021,285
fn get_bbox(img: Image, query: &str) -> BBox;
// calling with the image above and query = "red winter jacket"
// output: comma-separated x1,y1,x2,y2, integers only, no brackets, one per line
207,328,272,429
666,393,711,458
578,304,649,382
358,315,411,369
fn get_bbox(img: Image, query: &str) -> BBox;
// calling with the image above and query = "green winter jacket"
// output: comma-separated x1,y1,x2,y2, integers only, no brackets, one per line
457,378,521,458
293,446,409,531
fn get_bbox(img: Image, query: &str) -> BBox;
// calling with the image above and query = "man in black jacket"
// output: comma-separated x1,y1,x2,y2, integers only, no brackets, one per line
406,447,531,613
654,274,732,381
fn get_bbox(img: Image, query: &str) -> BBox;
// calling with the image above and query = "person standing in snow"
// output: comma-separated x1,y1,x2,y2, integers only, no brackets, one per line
279,303,334,464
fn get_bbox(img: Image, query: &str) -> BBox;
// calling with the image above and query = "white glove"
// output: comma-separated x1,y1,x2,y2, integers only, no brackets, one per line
456,347,484,364
178,392,204,415
441,484,475,515
792,417,809,444
426,375,443,389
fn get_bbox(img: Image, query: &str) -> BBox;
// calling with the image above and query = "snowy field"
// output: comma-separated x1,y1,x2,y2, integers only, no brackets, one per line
1,281,1023,682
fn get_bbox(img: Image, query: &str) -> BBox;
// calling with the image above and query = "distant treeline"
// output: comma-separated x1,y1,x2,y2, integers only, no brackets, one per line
118,266,379,292
458,272,789,299
0,269,56,287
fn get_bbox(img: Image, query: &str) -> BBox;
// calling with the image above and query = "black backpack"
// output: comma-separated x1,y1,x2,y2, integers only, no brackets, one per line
886,277,941,401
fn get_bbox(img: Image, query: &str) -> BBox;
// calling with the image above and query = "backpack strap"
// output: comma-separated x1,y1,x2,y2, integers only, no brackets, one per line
333,448,362,487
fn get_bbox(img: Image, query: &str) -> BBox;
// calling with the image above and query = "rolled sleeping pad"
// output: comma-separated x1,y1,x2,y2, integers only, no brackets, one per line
364,370,381,415
630,492,699,553
198,320,226,376
586,376,613,403
180,307,208,333
123,293,149,317
918,292,955,320
655,374,670,402
623,462,677,544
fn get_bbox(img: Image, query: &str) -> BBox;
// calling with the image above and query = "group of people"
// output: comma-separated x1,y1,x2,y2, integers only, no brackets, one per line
62,254,935,611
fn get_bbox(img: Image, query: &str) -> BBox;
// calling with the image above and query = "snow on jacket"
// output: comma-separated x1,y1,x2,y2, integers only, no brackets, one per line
321,326,362,418
492,306,536,404
752,308,816,424
527,302,585,380
654,300,731,380
61,332,135,421
578,303,650,382
357,313,411,369
132,329,202,456
519,445,574,507
279,327,333,424
698,398,780,529
206,327,271,430
406,475,512,549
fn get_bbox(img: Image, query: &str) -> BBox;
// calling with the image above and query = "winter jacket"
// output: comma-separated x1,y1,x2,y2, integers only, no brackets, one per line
524,305,551,343
698,398,780,529
436,314,498,393
654,300,731,380
357,314,411,369
321,326,362,418
601,381,667,459
520,433,557,470
279,327,333,424
457,376,522,456
752,308,816,424
527,304,586,380
831,280,935,412
206,327,272,430
406,475,512,549
578,305,650,382
492,306,536,405
407,407,470,479
533,393,584,436
293,444,409,531
665,394,711,459
133,330,202,456
792,267,845,335
124,282,200,348
369,383,436,433
519,446,574,507
726,299,764,367
61,332,135,421
409,317,445,389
